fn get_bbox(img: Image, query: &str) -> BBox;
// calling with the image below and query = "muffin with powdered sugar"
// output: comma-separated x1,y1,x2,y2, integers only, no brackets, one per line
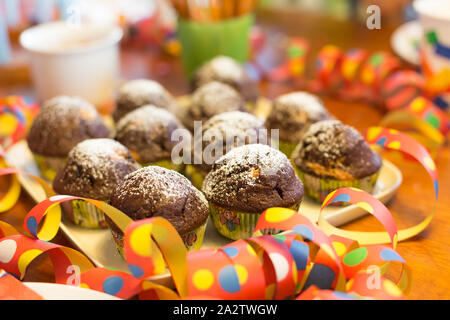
185,111,268,189
202,144,304,240
53,138,140,229
192,55,259,103
291,120,382,203
183,81,247,131
114,105,190,172
27,95,110,181
113,79,180,121
108,166,209,253
265,91,333,157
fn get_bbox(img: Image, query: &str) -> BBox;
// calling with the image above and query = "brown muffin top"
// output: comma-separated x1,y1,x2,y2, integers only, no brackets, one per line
193,111,267,174
27,96,110,157
183,81,247,131
113,79,179,122
265,92,333,144
109,166,209,235
53,139,140,200
202,144,304,213
193,56,259,102
114,105,188,163
292,120,382,180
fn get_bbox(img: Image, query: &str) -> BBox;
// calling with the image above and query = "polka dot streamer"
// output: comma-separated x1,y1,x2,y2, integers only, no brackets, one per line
0,127,437,300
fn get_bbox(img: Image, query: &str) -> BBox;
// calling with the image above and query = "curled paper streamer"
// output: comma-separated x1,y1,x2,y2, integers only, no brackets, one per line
0,128,438,299
0,181,412,300
0,269,44,300
380,96,448,150
0,159,21,213
365,127,438,242
382,71,425,111
0,96,39,149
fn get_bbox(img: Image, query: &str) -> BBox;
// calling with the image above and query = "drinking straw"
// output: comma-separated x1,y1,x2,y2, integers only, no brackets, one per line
4,0,20,27
0,5,12,65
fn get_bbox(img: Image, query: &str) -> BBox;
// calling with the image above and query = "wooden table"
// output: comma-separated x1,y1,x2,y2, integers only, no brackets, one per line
1,9,449,299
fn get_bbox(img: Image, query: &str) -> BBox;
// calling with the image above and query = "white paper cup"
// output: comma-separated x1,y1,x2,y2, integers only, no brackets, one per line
20,22,123,112
414,0,450,105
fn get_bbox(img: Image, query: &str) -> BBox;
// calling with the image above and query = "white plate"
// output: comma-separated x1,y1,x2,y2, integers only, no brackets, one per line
23,282,121,300
391,20,423,66
5,140,402,287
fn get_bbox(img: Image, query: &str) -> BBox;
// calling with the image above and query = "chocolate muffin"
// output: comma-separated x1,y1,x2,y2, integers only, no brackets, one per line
109,166,209,251
265,91,333,156
202,144,304,240
183,81,247,131
53,138,140,228
27,95,110,181
193,55,259,103
113,79,179,122
291,120,382,203
114,105,189,171
186,111,267,189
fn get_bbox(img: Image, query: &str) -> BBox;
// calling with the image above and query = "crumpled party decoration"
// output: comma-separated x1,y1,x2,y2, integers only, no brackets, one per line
0,96,39,150
0,126,438,300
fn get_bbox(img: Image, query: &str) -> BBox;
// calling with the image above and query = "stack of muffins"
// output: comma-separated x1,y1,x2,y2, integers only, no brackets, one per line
26,54,382,256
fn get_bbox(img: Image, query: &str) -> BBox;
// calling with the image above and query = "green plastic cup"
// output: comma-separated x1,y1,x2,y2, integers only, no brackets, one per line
177,14,254,78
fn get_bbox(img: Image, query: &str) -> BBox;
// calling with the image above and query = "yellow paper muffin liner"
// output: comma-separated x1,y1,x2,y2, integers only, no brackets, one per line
278,140,298,158
295,168,380,205
32,153,66,182
61,199,107,229
209,202,301,240
184,164,206,190
109,219,208,258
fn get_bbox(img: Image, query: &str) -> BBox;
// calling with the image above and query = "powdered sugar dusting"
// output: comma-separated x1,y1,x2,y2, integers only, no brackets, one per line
190,81,244,119
276,91,328,119
56,138,140,200
209,56,244,82
203,111,264,141
40,95,99,122
297,120,361,161
202,144,290,200
119,79,165,100
117,166,207,208
116,105,181,132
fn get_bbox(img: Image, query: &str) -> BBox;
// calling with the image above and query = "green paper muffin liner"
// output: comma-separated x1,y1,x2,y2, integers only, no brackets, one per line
61,199,107,229
32,153,66,182
295,168,380,205
109,219,208,259
278,140,298,158
209,202,301,240
184,164,206,190
141,159,185,173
